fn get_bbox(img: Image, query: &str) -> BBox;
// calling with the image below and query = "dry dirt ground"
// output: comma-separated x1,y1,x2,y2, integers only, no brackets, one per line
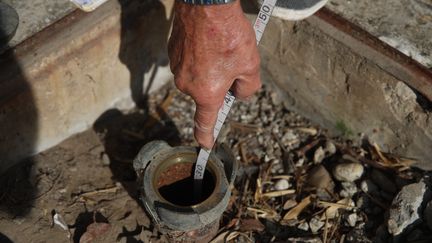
0,83,430,243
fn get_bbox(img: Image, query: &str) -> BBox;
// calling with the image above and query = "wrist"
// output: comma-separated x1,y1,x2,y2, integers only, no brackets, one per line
175,0,242,22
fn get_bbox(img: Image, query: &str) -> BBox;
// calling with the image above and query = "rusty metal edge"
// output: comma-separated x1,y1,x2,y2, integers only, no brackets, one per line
313,7,432,101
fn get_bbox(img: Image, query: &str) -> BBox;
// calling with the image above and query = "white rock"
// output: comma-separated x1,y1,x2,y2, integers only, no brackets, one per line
388,181,429,235
313,147,325,164
340,181,358,198
324,141,337,155
347,213,358,227
101,153,111,165
275,179,290,191
298,222,309,231
309,217,325,233
333,163,364,182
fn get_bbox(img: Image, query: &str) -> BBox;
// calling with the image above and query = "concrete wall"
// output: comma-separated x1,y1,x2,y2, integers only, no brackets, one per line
259,14,432,169
0,0,174,174
1,0,431,174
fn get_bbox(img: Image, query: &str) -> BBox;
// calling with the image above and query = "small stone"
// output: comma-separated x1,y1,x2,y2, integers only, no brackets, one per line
274,179,290,191
371,169,396,193
283,199,298,210
309,217,325,233
356,196,370,209
347,213,358,227
101,153,111,165
324,140,337,156
388,181,429,235
298,222,309,231
295,157,305,167
333,162,364,182
313,147,325,164
316,188,333,201
307,165,334,190
340,182,358,198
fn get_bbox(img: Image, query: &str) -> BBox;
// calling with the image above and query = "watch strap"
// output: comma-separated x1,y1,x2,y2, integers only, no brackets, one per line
182,0,236,5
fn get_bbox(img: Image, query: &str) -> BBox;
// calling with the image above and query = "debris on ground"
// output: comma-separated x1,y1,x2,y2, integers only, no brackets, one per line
0,82,431,242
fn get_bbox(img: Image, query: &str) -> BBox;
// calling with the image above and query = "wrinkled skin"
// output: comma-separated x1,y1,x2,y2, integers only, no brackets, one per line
168,1,261,148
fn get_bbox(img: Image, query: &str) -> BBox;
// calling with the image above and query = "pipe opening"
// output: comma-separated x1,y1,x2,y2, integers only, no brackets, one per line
156,162,215,206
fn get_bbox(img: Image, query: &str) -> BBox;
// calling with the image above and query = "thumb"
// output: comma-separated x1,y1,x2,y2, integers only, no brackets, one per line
194,102,222,149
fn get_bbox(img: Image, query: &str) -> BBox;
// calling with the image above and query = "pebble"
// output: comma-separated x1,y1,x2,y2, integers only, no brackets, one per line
101,153,111,165
333,162,364,182
274,179,290,191
313,147,325,164
371,169,396,193
307,165,334,190
324,140,337,156
388,180,429,235
340,181,358,198
356,195,370,209
347,213,358,227
298,222,309,231
309,216,325,233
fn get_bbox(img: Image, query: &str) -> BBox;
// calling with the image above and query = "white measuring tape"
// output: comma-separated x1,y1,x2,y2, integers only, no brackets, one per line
194,0,278,181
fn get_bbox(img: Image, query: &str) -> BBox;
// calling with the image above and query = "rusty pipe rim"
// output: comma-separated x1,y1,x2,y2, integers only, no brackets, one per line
151,151,222,209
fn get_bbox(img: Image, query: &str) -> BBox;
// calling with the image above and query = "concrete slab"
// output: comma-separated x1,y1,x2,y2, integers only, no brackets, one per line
1,0,76,51
326,0,432,68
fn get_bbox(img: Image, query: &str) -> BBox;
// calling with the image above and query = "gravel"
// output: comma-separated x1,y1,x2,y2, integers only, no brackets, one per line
333,162,364,182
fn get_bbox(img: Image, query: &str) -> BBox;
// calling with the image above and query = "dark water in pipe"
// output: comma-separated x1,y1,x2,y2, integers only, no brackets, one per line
158,164,215,206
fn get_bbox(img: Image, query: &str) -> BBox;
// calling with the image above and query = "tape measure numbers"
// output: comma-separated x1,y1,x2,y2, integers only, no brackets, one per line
194,0,277,181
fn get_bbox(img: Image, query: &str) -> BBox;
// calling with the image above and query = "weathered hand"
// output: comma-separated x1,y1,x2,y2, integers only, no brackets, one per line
168,1,261,148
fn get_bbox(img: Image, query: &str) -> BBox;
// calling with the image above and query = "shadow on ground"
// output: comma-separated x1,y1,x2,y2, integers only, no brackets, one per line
0,2,38,218
93,0,177,206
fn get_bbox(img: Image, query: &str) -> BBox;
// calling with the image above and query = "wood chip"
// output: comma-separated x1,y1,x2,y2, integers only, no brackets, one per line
261,190,295,198
247,207,278,219
318,198,354,220
282,195,312,221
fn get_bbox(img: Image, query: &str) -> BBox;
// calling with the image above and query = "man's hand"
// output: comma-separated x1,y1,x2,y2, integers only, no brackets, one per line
168,1,261,149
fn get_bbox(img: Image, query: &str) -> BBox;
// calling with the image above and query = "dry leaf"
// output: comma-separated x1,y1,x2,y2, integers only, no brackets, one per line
254,177,262,202
373,143,392,165
239,218,265,232
247,207,279,219
283,199,298,210
261,189,295,198
282,195,312,221
79,222,111,243
319,198,354,219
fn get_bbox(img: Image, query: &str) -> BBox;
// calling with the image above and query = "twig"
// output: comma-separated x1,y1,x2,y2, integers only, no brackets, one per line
323,213,329,243
296,138,322,156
